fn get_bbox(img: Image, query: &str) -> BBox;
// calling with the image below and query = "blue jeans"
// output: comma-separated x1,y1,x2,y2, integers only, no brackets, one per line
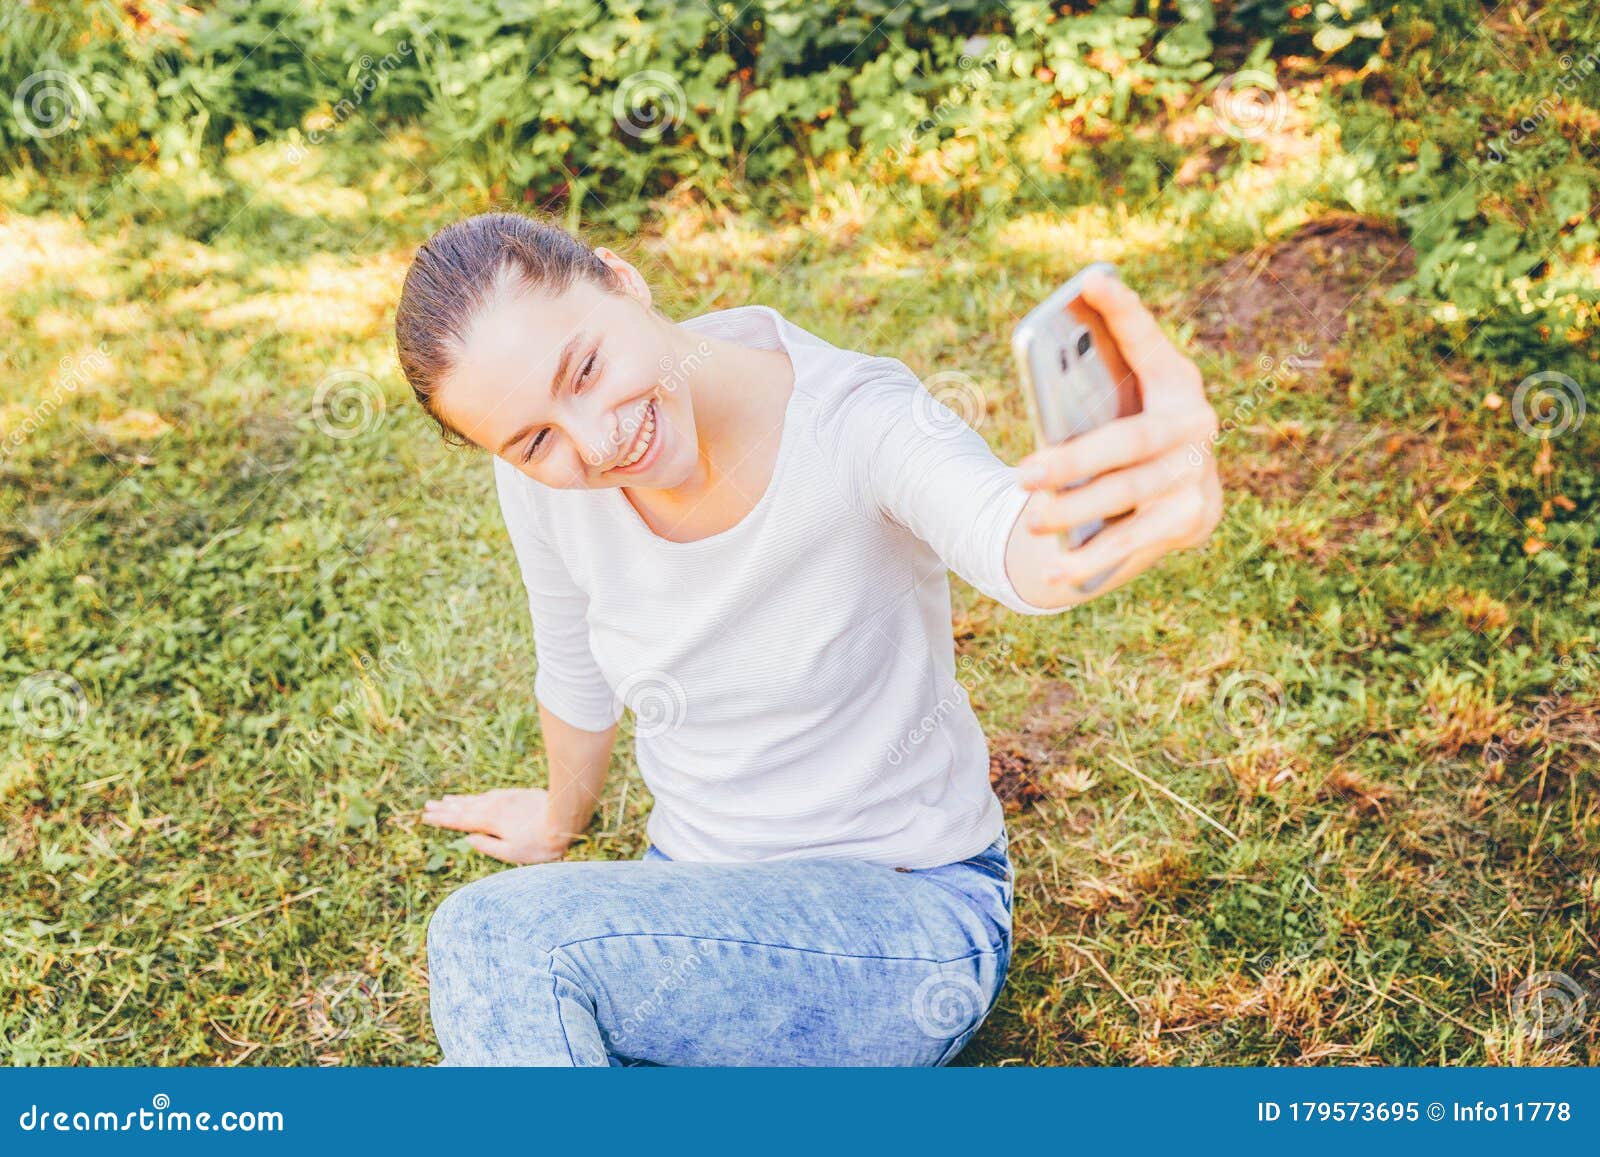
426,832,1013,1066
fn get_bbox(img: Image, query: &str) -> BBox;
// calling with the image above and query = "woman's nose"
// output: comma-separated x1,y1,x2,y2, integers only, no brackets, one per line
565,397,631,470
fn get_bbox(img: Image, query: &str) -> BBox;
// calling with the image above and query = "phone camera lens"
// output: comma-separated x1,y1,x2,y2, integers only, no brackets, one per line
1075,331,1092,357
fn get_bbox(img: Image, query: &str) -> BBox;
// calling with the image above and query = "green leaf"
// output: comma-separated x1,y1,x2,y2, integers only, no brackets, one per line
340,779,378,830
1313,26,1357,53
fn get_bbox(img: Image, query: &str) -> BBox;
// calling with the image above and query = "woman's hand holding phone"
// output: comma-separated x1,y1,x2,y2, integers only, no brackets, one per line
1013,269,1222,600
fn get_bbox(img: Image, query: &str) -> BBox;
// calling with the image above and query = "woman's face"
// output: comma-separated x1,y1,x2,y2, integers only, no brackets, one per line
432,253,700,490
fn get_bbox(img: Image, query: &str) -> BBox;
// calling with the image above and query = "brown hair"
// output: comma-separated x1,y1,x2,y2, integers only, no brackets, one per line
393,211,622,444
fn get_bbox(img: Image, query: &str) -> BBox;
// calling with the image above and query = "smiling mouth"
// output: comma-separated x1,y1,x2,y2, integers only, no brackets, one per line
609,399,659,473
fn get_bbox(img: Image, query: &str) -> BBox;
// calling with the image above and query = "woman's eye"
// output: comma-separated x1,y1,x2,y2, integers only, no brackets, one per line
575,352,597,390
522,431,547,463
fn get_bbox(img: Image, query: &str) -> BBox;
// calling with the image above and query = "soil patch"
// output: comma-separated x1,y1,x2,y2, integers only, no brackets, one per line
1186,213,1414,364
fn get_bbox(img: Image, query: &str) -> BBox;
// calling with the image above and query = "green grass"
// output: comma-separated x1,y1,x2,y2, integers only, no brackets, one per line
2,83,1596,1066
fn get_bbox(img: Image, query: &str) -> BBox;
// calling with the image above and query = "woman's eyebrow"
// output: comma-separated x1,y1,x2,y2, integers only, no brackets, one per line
547,333,587,400
497,332,587,454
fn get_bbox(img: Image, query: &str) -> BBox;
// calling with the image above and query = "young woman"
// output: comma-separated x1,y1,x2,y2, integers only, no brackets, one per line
395,212,1221,1066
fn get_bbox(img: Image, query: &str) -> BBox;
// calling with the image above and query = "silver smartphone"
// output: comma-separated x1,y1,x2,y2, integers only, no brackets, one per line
1011,262,1142,590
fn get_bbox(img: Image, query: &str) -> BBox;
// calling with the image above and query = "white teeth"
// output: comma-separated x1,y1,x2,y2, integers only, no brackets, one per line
616,401,656,469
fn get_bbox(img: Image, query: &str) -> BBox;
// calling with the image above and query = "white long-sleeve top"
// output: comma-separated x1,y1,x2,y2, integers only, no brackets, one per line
493,303,1055,869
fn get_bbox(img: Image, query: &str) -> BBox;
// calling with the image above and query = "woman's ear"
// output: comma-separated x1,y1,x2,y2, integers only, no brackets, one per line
594,246,653,310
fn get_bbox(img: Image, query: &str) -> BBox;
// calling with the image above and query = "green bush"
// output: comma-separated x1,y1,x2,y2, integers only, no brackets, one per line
3,1,1593,376
1,1,1304,212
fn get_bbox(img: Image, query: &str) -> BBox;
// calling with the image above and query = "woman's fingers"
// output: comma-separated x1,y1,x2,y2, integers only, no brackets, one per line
1024,443,1197,534
1019,404,1214,490
465,832,516,862
421,793,500,834
1005,272,1222,603
1048,488,1204,589
1016,274,1215,489
1079,269,1191,389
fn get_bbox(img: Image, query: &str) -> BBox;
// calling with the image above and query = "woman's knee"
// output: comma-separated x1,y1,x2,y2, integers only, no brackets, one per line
427,876,491,965
426,865,618,1066
426,862,605,963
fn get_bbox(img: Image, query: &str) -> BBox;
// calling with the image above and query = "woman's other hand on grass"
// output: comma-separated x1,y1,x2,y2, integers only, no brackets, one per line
1009,269,1223,604
421,788,574,864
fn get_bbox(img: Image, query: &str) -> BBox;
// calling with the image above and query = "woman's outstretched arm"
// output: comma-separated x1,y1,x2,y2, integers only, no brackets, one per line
817,272,1219,617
